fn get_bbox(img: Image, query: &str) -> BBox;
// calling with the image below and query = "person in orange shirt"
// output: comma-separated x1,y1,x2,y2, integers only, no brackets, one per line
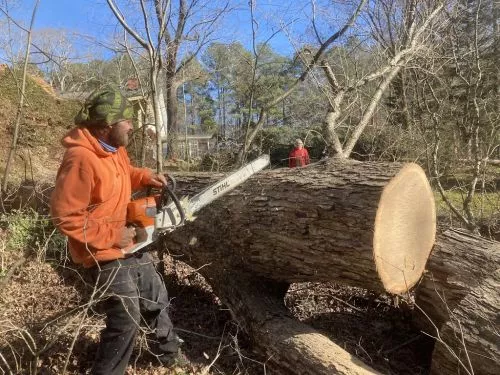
51,87,184,374
288,138,310,167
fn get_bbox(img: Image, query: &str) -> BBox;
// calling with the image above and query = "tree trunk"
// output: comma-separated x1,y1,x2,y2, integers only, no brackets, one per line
157,159,437,373
323,109,344,156
158,159,436,373
208,273,381,374
1,1,40,193
219,86,226,138
166,73,179,158
158,86,168,139
390,71,411,130
166,159,436,294
414,229,500,375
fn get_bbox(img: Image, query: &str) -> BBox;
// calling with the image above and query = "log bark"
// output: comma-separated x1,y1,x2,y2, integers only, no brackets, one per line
167,159,436,294
414,230,500,375
202,272,381,374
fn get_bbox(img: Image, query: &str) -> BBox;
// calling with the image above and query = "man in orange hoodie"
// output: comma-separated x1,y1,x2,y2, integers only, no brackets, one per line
51,87,183,374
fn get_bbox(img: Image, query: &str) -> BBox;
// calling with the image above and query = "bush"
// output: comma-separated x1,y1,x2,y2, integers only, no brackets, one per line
258,126,326,167
0,208,66,258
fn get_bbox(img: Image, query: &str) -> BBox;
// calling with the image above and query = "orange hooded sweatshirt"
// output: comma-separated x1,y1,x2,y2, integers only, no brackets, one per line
50,127,153,267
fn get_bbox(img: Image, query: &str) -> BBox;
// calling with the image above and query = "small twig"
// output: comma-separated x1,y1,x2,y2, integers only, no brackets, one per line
356,337,373,362
0,350,14,375
200,342,224,375
382,334,422,355
0,255,30,288
174,327,221,340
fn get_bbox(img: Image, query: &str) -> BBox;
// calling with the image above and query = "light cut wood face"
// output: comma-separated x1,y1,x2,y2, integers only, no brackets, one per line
373,163,436,294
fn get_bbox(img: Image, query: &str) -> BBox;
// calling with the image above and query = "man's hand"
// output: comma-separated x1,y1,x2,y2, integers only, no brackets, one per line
148,173,167,187
115,226,136,248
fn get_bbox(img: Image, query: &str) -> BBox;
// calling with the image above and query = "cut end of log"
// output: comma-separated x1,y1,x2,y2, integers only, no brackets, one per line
373,163,436,294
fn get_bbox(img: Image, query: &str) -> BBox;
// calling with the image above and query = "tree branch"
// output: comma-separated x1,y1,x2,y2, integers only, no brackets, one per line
106,0,149,50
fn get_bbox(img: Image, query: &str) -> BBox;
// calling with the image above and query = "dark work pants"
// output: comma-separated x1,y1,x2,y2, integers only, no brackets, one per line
89,252,178,375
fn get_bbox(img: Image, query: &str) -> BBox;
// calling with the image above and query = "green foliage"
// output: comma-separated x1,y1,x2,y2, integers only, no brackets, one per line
434,189,500,239
202,42,297,139
435,190,499,220
181,81,219,135
198,92,218,134
200,112,218,134
257,126,325,167
1,209,41,251
258,126,295,152
0,209,66,254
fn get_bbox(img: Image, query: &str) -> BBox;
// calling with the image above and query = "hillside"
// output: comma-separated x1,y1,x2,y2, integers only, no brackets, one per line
0,66,80,184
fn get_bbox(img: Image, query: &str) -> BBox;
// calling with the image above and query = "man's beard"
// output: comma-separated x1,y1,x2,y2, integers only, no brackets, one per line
109,128,129,147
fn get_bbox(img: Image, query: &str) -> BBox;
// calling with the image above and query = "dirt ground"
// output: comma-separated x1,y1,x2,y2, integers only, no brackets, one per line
0,245,434,375
0,68,79,186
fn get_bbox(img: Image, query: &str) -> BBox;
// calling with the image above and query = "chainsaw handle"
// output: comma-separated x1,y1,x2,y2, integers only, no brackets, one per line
166,174,176,193
143,174,185,229
133,226,148,243
145,173,174,197
161,183,186,228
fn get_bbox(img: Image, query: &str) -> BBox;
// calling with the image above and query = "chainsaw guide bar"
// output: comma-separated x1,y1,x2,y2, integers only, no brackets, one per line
125,155,270,254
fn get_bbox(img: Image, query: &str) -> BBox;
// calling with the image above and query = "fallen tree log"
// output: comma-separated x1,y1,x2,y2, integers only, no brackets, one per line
414,230,500,375
203,272,381,374
168,159,436,294
157,159,436,373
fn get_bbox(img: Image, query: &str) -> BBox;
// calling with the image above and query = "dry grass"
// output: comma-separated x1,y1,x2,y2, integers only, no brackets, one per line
0,229,267,375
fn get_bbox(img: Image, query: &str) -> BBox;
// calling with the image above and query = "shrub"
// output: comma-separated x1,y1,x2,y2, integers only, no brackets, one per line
0,209,66,258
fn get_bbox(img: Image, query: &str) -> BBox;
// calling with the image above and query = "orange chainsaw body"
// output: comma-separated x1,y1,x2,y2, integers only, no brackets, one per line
127,196,158,228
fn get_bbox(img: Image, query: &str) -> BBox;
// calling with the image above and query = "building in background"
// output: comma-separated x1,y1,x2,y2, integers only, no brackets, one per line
177,134,214,159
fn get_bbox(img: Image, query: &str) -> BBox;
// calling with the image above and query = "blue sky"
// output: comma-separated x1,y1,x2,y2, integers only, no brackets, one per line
11,0,106,31
4,0,359,61
6,0,312,56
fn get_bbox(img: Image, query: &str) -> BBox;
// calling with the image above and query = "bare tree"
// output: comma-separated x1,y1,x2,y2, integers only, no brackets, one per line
160,0,229,157
30,29,77,92
317,0,446,159
236,0,368,164
107,0,230,167
413,0,499,234
0,1,26,66
106,0,170,172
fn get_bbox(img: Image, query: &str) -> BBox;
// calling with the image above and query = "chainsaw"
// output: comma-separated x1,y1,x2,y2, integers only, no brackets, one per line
124,154,270,254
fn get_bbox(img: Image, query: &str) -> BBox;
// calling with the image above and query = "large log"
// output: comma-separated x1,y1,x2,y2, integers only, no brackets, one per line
156,159,435,373
414,230,500,375
167,159,436,294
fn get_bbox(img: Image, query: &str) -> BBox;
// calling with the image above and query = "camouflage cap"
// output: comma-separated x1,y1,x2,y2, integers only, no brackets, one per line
74,86,134,127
